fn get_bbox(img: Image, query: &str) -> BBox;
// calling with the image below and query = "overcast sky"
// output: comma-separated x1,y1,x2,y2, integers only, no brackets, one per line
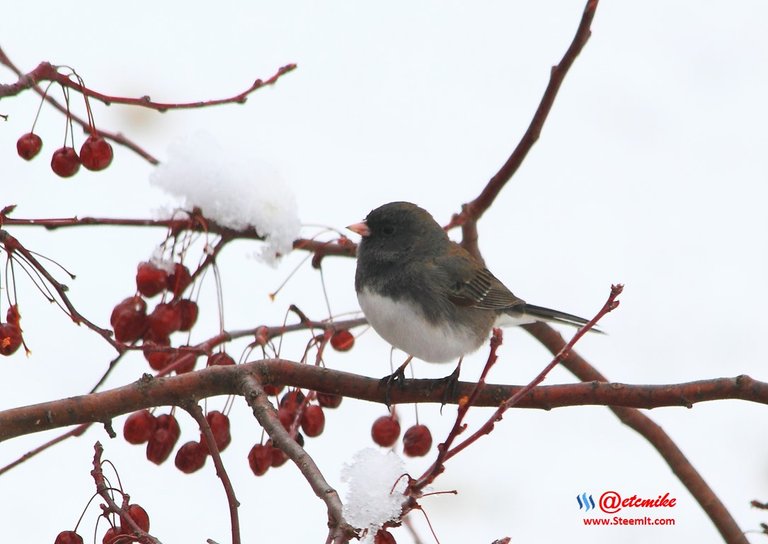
2,2,767,543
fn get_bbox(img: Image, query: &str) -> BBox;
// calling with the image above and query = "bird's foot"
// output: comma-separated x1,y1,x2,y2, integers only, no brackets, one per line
379,356,412,407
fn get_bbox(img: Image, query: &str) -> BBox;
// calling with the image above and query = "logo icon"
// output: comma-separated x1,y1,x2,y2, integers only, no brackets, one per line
577,492,596,511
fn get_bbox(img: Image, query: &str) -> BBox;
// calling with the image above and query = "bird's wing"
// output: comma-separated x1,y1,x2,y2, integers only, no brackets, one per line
434,245,526,310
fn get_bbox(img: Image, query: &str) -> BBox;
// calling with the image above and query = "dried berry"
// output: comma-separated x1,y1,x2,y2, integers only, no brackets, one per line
120,503,150,533
247,444,272,476
17,132,42,160
123,410,158,445
300,404,325,437
175,441,207,473
54,530,84,544
371,415,400,448
136,262,168,298
316,392,342,409
0,323,22,356
207,352,235,367
166,263,192,297
146,413,180,464
51,147,80,177
175,299,198,331
80,134,113,171
110,296,147,343
201,410,231,453
330,329,354,351
147,302,182,338
402,424,432,457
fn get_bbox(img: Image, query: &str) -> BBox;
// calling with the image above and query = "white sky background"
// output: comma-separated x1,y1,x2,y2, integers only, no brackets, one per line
1,2,767,543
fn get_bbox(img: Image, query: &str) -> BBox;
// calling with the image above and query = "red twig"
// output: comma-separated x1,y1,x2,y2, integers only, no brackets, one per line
183,403,241,544
90,442,160,544
0,60,296,111
0,229,121,349
0,46,296,164
457,0,599,228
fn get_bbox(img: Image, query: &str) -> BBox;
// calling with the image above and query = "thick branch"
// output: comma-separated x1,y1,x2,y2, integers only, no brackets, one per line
240,375,353,544
1,360,766,443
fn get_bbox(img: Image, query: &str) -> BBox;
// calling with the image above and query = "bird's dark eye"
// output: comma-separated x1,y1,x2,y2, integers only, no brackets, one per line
381,224,395,235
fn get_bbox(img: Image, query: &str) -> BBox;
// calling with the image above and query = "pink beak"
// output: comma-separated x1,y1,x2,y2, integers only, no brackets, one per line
347,221,370,237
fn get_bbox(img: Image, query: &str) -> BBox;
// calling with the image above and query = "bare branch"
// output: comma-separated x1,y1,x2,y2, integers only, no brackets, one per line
240,374,355,544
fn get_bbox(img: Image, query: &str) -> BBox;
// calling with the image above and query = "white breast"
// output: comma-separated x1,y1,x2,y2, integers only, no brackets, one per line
357,288,483,363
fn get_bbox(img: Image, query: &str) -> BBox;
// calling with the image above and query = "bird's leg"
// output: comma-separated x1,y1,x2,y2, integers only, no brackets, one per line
380,355,413,407
434,358,462,410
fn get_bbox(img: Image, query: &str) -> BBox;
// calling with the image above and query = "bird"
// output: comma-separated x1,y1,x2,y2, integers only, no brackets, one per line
347,201,596,368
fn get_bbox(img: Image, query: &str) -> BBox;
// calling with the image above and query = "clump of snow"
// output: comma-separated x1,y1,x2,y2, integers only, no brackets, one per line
149,131,300,264
341,448,408,541
149,247,176,274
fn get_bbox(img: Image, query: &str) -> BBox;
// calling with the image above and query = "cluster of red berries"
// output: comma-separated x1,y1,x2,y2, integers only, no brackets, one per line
0,304,23,357
371,414,432,457
123,407,232,473
248,389,343,477
17,131,113,177
54,503,150,544
110,261,203,373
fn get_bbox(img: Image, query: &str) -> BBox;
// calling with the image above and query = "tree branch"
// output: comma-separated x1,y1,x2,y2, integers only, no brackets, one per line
1,360,766,443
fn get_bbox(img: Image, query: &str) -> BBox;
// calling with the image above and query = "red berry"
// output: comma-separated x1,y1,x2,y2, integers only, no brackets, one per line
142,338,173,371
17,132,42,160
330,329,354,351
279,390,305,414
262,384,284,396
123,410,157,444
102,526,119,544
277,407,295,432
247,444,272,476
146,413,180,464
135,262,168,298
300,404,325,437
316,392,342,409
371,416,400,447
166,263,192,297
266,440,288,467
174,299,198,331
50,146,80,177
79,134,113,171
54,530,84,544
110,296,147,343
0,322,22,356
175,440,207,473
402,424,432,457
201,411,231,453
147,302,182,338
207,352,235,367
374,529,397,544
120,503,150,533
171,351,197,374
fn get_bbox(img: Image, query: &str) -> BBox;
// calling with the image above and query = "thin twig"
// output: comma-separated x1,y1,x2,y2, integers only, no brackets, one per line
90,442,161,544
458,0,600,228
183,403,241,544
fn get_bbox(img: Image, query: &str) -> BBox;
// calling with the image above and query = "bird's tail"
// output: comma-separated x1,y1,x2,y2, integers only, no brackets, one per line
502,303,604,333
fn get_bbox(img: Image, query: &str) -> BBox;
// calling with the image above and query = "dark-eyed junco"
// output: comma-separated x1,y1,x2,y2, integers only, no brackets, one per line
348,201,595,364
